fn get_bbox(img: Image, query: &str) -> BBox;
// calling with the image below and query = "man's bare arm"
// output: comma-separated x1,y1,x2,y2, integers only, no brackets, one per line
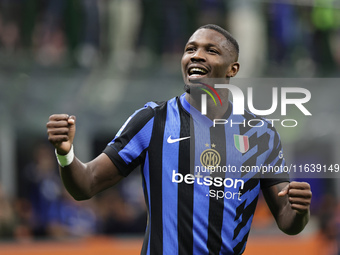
47,114,123,200
262,181,312,235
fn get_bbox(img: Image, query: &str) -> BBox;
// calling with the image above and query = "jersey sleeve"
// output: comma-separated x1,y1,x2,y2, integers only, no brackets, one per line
260,126,290,189
103,103,156,177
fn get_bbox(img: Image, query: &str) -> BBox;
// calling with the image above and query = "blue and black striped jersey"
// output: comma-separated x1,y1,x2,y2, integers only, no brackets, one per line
103,93,289,255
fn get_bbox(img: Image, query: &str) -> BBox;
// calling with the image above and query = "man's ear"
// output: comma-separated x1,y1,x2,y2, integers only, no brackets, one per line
226,62,240,78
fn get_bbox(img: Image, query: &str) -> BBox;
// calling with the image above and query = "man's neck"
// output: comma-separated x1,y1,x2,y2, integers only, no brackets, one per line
185,92,230,120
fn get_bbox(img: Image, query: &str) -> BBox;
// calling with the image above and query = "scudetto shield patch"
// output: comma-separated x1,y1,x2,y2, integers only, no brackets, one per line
234,135,249,153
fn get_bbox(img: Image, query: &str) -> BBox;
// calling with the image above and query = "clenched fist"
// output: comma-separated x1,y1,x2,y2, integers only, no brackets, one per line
46,114,76,155
278,181,312,215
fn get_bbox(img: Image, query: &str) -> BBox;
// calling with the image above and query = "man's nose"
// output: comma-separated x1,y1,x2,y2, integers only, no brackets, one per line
191,48,206,62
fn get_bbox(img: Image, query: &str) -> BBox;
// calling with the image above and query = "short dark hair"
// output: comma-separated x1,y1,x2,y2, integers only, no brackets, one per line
198,24,239,57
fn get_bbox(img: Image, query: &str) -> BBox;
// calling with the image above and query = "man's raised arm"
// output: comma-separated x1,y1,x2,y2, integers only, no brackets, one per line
46,114,123,201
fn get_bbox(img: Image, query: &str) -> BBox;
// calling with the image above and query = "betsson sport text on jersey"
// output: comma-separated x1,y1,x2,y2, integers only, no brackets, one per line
171,170,244,201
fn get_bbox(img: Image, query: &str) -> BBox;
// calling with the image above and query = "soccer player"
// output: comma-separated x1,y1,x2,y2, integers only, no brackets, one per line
47,24,312,254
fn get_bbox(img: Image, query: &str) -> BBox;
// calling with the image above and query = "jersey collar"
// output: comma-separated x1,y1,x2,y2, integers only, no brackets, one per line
180,93,233,127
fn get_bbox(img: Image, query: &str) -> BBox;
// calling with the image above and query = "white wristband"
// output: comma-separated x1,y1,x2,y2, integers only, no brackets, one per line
55,145,75,167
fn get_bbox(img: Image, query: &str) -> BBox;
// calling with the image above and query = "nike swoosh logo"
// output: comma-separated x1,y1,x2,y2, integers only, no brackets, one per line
167,135,191,144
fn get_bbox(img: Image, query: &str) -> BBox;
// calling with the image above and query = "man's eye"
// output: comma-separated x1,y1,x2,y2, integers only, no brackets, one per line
186,47,195,52
208,49,218,54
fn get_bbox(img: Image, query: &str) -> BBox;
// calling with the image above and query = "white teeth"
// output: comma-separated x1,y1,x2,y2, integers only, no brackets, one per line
189,67,207,75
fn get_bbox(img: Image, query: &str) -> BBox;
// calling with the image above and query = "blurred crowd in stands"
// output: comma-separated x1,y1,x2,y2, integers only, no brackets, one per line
0,0,339,254
0,0,339,75
0,142,147,240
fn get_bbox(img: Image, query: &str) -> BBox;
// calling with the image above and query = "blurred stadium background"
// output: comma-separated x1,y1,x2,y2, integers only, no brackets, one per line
0,0,339,254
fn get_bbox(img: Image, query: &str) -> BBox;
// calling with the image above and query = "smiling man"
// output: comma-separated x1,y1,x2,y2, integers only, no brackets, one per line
182,25,239,120
47,24,312,255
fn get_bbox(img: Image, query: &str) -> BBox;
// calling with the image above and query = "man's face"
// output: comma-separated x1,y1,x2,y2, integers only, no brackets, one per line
181,28,238,90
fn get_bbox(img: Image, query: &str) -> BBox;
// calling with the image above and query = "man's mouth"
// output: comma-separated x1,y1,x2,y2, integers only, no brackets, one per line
188,67,208,78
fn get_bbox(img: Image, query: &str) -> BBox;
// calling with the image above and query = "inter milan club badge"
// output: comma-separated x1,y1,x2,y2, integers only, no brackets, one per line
200,148,221,168
234,135,249,153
